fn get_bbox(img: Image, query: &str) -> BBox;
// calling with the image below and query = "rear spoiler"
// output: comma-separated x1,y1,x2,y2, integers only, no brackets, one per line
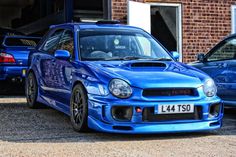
2,35,41,48
4,35,41,40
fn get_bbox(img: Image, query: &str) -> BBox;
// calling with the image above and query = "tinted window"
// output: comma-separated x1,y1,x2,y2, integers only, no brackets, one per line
4,37,40,47
79,30,171,61
207,38,236,61
42,29,64,54
58,30,74,58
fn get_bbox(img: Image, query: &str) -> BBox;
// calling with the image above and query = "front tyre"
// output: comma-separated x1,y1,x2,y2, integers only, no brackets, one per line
70,84,89,132
25,72,38,108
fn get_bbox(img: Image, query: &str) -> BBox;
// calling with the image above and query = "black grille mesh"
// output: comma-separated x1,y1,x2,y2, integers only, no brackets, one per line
143,88,196,97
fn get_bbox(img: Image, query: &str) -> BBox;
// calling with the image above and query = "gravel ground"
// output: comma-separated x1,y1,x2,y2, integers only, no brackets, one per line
0,96,235,157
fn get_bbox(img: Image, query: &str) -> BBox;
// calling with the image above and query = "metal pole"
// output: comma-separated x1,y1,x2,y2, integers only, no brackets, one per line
107,0,112,20
64,0,73,22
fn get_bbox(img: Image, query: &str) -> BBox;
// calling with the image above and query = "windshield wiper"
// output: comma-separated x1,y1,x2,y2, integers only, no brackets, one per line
122,56,145,60
83,57,172,61
152,58,173,61
103,57,124,61
104,56,145,61
105,56,158,61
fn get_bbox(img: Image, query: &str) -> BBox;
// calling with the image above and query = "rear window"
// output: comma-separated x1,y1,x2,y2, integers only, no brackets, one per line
4,37,40,47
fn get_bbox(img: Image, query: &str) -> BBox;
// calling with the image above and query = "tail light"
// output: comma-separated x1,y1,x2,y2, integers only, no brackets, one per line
0,52,15,63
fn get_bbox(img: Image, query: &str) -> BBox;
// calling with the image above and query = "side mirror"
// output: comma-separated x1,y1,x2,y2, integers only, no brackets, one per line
197,53,205,62
170,51,180,61
54,50,70,60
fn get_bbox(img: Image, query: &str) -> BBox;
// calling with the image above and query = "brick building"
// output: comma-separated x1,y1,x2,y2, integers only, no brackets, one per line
0,0,235,63
112,0,236,63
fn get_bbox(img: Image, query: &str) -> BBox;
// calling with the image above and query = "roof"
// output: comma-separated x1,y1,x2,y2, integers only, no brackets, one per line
223,33,236,40
50,22,144,31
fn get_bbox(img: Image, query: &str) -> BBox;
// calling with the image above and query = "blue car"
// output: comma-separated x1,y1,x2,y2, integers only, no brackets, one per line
0,35,41,82
26,21,223,134
190,34,236,106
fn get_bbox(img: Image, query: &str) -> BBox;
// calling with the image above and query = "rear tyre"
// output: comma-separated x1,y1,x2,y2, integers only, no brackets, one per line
25,72,38,109
70,84,89,132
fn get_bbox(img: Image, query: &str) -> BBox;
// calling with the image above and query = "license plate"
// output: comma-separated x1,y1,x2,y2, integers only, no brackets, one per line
157,104,194,114
22,69,26,76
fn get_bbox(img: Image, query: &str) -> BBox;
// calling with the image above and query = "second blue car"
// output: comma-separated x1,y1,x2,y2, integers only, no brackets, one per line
26,21,223,133
190,34,236,107
0,35,41,82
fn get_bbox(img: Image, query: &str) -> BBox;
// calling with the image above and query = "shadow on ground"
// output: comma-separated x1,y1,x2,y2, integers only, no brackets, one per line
0,81,25,95
0,95,235,143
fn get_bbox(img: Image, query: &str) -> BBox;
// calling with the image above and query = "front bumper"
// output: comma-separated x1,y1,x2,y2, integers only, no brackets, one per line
87,96,223,134
222,100,236,106
88,116,222,134
0,65,27,81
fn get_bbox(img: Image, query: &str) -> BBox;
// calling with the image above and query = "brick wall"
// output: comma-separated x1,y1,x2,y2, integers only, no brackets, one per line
112,0,236,63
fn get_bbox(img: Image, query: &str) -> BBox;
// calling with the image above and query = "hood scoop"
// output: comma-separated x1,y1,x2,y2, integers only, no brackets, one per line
130,62,166,68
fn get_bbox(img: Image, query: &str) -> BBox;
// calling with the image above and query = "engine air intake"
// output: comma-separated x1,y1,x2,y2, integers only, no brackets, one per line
131,62,166,67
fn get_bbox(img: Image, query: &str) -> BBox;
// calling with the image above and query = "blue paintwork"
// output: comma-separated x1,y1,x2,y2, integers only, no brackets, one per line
0,35,40,81
54,50,71,60
28,23,223,133
190,34,236,106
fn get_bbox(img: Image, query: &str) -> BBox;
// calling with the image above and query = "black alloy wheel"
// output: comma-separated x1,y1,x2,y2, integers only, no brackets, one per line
70,84,88,132
26,72,38,108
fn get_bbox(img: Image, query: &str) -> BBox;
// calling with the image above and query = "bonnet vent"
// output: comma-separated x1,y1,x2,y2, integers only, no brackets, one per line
130,62,166,67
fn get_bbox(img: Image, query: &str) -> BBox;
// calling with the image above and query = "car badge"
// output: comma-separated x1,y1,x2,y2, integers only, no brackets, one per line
114,39,119,45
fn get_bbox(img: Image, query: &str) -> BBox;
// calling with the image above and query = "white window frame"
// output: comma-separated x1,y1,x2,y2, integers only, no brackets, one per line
148,3,183,62
231,5,236,34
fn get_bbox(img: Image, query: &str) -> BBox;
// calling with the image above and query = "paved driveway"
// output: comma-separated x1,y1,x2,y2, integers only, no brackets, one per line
0,96,235,157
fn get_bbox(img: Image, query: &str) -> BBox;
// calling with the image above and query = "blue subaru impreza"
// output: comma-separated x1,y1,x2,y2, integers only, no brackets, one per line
26,21,223,133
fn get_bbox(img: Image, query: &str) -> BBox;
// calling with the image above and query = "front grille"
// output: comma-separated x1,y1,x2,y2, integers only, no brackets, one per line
142,88,197,97
142,106,202,122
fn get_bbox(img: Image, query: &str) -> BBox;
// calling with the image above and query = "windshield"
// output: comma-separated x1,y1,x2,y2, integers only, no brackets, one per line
79,29,172,61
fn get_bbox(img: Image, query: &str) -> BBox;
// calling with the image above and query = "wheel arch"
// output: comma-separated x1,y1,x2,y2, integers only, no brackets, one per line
72,80,88,94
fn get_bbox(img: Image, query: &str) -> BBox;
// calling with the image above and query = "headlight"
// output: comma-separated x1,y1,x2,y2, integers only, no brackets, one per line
109,79,132,98
203,79,217,97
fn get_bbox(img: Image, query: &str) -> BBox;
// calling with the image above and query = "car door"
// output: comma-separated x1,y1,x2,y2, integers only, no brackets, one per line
217,38,236,101
198,37,236,100
225,62,236,101
38,29,64,99
51,29,76,105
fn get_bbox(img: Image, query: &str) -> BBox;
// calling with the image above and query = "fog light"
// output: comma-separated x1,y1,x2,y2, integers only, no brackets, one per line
209,103,221,118
111,106,133,121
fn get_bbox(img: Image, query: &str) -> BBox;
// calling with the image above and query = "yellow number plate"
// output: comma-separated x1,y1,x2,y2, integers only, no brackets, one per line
22,69,26,76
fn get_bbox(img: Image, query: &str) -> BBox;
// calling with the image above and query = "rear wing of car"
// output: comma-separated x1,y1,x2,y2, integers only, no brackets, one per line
2,35,41,48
